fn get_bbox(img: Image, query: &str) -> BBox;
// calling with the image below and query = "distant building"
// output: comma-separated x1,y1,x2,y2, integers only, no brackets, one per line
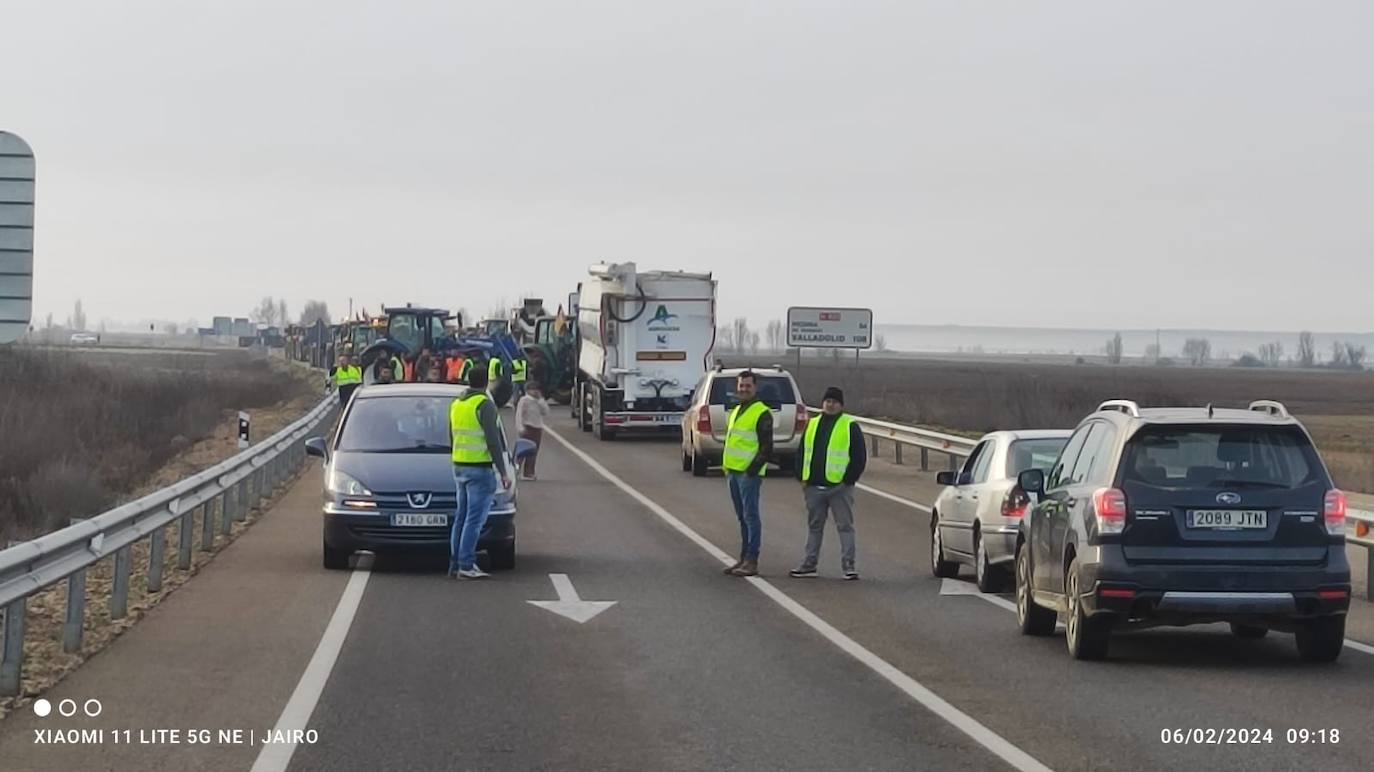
232,317,253,337
212,316,233,336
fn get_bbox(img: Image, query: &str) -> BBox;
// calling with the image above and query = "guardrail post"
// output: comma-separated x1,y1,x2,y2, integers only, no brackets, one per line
64,568,86,653
235,479,249,522
871,436,879,458
920,447,928,471
223,486,237,533
110,545,132,620
179,508,195,569
948,453,959,472
0,595,25,696
148,527,166,594
894,443,903,465
202,498,217,550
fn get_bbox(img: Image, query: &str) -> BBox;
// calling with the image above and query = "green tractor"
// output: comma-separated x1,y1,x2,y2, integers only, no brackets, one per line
522,315,576,404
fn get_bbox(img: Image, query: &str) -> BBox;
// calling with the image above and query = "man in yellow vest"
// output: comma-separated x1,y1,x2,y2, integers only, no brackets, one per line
511,357,528,400
329,354,362,407
789,387,866,580
722,371,773,577
448,367,511,579
488,356,503,386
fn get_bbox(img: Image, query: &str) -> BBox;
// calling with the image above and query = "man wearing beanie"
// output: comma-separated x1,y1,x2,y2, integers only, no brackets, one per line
790,386,866,580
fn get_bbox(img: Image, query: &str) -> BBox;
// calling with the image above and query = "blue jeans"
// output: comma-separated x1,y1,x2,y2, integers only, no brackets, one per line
451,464,497,572
727,471,763,560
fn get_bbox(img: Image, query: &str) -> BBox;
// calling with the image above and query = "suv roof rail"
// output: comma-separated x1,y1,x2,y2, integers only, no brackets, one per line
1248,400,1290,419
1096,399,1141,418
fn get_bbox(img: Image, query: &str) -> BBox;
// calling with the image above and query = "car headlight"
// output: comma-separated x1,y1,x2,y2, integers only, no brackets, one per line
327,468,372,496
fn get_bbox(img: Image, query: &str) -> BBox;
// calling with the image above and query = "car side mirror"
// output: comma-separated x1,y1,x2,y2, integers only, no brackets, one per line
1018,469,1044,495
936,471,956,486
957,471,974,486
305,437,329,459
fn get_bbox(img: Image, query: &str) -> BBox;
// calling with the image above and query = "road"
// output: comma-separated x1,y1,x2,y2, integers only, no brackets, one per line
2,410,1372,771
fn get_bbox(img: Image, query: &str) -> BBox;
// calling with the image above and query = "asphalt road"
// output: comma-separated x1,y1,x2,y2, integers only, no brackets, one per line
2,408,1372,771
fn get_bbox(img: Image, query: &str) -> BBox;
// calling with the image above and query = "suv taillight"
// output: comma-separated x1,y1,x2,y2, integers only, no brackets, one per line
696,405,712,433
1002,487,1030,518
1093,488,1127,535
795,404,808,432
1325,490,1347,536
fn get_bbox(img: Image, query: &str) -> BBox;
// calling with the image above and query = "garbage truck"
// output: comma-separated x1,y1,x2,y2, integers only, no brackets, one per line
574,262,716,440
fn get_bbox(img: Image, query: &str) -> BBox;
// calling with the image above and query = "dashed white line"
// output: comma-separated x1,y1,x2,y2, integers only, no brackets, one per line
251,566,371,772
546,427,1054,772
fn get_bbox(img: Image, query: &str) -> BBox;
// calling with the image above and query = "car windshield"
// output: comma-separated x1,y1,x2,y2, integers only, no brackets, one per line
1006,438,1069,477
1122,425,1323,489
337,396,454,453
709,375,796,409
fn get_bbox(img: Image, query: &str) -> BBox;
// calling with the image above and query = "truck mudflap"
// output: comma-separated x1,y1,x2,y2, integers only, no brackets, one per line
604,411,683,427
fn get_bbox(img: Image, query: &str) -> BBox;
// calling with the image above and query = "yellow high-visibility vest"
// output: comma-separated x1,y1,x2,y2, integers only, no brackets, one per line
802,414,854,485
512,359,528,383
723,400,770,476
449,393,492,464
488,358,503,381
332,365,362,386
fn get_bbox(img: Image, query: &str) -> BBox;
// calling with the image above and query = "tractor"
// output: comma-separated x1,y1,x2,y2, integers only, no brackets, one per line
359,305,527,407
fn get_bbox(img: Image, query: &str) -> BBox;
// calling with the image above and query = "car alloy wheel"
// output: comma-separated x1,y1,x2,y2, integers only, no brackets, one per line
975,537,986,586
932,522,943,571
1066,569,1080,650
1016,550,1029,623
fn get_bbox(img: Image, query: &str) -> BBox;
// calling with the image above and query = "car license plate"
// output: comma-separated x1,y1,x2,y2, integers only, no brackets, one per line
391,513,448,527
1186,510,1267,529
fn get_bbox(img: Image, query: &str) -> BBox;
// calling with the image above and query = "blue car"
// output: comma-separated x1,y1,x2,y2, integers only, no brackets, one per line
306,383,517,570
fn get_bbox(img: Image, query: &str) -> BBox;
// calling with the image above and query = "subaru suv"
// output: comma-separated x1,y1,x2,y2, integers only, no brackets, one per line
1014,399,1350,662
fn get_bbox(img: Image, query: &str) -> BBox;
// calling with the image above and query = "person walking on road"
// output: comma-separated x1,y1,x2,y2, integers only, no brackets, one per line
514,382,550,481
790,387,866,580
329,354,362,407
448,367,511,579
722,370,772,577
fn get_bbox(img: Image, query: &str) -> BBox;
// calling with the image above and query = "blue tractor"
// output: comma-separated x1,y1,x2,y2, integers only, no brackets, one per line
359,305,527,407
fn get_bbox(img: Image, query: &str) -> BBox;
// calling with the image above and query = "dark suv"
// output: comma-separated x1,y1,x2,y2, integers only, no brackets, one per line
1015,399,1351,661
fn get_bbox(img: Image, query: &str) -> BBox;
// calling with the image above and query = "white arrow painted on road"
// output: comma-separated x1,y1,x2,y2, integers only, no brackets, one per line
527,573,616,624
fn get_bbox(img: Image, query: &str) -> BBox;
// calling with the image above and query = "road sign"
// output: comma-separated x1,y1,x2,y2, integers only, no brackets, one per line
0,131,35,345
786,306,873,349
238,412,251,449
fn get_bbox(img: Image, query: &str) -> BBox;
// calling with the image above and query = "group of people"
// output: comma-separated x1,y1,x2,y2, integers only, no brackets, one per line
328,349,528,406
721,371,867,580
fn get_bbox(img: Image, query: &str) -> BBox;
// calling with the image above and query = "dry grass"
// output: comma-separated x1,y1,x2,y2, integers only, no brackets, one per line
0,348,312,541
727,354,1374,490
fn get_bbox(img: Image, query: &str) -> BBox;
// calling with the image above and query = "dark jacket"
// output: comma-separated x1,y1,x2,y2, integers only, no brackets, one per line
795,413,866,486
735,398,773,478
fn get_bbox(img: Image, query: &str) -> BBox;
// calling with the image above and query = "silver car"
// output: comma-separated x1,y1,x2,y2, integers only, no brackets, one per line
679,366,804,477
930,430,1070,592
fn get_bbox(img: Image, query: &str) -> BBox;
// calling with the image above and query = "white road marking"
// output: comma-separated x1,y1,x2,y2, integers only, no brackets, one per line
250,566,371,772
856,482,932,513
528,573,617,624
546,427,1053,772
940,578,1019,613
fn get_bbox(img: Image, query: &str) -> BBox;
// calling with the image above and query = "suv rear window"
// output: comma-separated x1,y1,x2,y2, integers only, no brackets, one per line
1006,438,1069,477
709,375,796,409
1121,425,1323,490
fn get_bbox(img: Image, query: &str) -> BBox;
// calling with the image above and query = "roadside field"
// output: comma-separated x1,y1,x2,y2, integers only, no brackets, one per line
724,354,1374,491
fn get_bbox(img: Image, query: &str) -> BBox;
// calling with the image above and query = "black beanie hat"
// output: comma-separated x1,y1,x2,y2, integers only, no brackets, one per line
823,386,845,404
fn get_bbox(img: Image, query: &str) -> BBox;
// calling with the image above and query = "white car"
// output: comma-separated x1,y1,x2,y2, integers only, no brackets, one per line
70,333,98,344
679,366,806,477
930,429,1071,592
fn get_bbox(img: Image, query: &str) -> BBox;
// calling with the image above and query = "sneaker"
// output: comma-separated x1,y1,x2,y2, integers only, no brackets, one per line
788,567,818,578
729,560,759,577
843,570,860,581
458,567,489,579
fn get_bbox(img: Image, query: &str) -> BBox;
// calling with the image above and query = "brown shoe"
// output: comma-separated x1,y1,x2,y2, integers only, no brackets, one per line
723,556,745,575
730,560,759,577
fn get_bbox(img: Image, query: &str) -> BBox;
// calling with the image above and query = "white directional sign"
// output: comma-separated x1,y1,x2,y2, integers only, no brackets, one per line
786,306,873,349
0,131,35,345
527,573,616,624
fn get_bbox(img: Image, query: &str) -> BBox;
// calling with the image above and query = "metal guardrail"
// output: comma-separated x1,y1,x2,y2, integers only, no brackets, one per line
807,406,978,471
0,394,336,697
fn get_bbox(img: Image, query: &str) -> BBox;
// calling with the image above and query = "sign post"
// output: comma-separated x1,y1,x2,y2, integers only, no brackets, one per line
0,131,36,345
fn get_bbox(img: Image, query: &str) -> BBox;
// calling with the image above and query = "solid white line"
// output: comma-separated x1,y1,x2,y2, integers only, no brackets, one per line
250,567,371,772
1345,638,1374,656
856,481,932,513
545,427,1053,772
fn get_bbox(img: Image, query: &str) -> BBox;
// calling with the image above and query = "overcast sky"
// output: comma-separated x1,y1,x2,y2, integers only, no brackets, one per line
3,1,1371,332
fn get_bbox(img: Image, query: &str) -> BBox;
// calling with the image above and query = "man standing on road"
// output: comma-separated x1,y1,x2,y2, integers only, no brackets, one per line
722,371,772,577
790,387,866,580
329,354,362,407
449,367,511,579
511,357,529,400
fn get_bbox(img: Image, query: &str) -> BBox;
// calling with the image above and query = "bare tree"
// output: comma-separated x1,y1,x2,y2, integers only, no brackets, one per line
717,325,735,352
731,317,751,354
299,300,331,327
251,296,280,327
1331,341,1348,368
1182,337,1211,366
765,319,784,351
749,330,761,354
72,299,87,332
1105,332,1124,365
1346,342,1366,370
1144,343,1160,362
1296,331,1316,368
876,333,888,352
1257,341,1284,367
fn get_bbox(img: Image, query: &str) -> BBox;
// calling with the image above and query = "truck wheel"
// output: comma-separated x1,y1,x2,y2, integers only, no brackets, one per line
577,386,591,432
592,388,617,441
